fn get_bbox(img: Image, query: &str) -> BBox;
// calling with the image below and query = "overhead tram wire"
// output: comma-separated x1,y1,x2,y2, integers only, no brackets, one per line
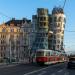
63,0,67,9
62,0,75,33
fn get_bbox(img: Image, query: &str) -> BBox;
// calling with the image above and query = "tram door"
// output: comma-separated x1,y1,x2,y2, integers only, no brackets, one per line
45,51,50,62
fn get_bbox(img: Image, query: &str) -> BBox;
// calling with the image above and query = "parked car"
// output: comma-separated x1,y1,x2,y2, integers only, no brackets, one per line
67,57,75,68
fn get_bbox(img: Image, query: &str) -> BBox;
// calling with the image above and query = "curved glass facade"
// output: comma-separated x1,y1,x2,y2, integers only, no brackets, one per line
32,8,49,50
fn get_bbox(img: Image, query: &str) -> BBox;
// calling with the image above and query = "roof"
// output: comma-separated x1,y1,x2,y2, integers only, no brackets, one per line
5,18,31,27
52,7,64,14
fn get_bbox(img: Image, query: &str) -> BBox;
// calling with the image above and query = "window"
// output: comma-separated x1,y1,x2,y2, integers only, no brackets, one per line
17,29,20,32
57,29,61,33
49,40,52,43
39,17,43,21
1,35,6,38
3,40,5,44
40,43,43,48
43,17,46,21
54,30,56,34
39,22,42,27
41,38,44,42
57,35,60,38
57,45,59,49
45,43,47,46
1,53,3,57
53,40,56,44
1,40,5,44
54,17,57,22
62,31,64,34
53,45,55,50
54,35,56,39
45,51,50,56
3,35,5,38
61,36,63,39
55,51,59,56
1,40,2,44
10,35,14,38
50,50,54,56
57,23,60,27
36,43,38,47
10,28,14,32
2,28,6,32
57,40,60,43
49,17,52,23
1,46,3,50
50,35,53,38
38,33,41,37
64,24,65,28
64,18,66,23
44,22,46,26
58,17,62,21
17,41,20,44
17,35,19,38
36,51,44,56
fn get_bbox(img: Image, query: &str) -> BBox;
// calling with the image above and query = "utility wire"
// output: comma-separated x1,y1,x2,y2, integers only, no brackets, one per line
63,0,67,9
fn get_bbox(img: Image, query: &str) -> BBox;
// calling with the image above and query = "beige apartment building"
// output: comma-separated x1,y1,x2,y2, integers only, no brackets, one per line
0,23,25,63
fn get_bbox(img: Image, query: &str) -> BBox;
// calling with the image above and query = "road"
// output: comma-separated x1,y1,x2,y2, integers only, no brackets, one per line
0,62,75,75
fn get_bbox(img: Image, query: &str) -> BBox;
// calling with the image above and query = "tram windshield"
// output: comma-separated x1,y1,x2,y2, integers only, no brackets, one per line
36,51,44,56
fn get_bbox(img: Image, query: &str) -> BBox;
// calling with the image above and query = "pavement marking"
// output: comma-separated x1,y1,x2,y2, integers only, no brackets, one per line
38,71,46,75
24,66,49,75
24,63,65,75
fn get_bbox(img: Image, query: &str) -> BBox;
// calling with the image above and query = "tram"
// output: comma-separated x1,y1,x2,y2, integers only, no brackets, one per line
36,49,65,65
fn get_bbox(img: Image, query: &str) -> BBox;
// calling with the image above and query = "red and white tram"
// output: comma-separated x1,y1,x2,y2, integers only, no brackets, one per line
36,49,65,65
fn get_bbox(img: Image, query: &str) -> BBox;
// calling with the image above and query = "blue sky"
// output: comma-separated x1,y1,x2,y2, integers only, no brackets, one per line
0,0,75,53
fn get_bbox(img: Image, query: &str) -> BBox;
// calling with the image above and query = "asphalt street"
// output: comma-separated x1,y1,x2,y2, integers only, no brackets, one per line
0,62,75,75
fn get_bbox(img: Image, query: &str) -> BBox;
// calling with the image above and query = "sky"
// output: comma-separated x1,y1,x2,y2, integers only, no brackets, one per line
0,0,75,54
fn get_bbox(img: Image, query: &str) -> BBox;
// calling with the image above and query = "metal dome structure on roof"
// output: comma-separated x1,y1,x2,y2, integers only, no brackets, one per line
52,7,64,14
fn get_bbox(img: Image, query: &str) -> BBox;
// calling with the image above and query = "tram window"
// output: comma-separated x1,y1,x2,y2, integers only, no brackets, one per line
36,51,44,56
57,52,58,56
53,51,56,55
45,51,50,56
58,52,60,56
55,51,59,56
55,51,57,55
55,51,58,56
50,50,53,56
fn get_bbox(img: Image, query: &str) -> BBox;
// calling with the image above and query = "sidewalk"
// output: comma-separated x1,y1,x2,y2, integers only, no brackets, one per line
0,62,19,68
0,59,36,68
0,62,33,68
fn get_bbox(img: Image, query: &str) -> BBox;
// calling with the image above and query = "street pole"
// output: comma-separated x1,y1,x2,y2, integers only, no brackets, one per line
9,39,11,63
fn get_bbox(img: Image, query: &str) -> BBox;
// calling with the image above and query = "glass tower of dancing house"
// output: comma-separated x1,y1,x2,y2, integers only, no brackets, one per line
32,8,49,51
